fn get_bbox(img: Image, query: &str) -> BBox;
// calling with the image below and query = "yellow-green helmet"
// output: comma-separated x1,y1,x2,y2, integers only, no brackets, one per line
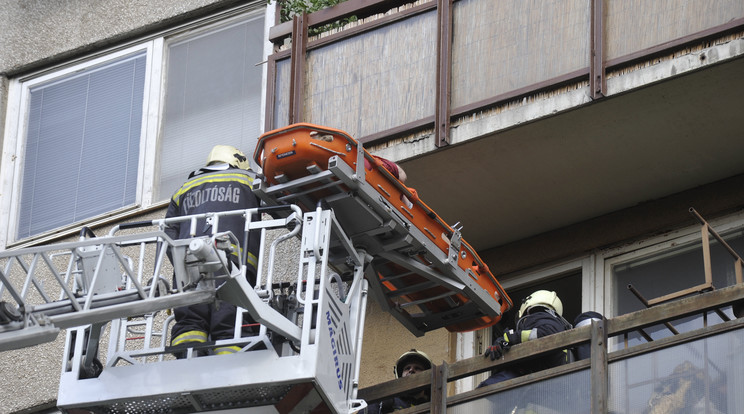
518,290,563,318
206,145,250,170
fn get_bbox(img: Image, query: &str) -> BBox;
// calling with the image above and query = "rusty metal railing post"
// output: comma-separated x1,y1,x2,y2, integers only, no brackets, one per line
435,0,453,148
288,13,307,124
590,0,606,99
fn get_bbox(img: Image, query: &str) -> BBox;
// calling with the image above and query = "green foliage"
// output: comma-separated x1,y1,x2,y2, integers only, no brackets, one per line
271,0,340,22
270,0,358,35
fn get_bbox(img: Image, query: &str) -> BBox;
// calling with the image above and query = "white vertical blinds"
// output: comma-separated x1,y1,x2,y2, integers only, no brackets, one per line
156,15,265,201
17,53,146,238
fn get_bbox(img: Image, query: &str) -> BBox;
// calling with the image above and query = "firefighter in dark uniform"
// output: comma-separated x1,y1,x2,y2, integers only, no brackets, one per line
572,310,604,361
480,290,572,387
165,145,260,356
366,349,433,414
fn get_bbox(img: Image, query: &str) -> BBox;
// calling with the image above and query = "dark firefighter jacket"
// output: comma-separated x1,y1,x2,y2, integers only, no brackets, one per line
507,310,572,374
164,166,260,273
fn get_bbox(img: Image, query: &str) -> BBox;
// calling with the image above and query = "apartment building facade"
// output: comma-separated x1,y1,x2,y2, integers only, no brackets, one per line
1,0,743,412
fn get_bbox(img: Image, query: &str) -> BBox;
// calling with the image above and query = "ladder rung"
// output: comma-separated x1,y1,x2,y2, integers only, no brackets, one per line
276,178,345,203
410,301,481,323
398,291,457,309
386,281,438,298
377,270,417,283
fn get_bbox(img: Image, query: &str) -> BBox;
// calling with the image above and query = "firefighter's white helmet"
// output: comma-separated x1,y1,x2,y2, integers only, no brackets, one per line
518,290,563,318
206,145,250,170
394,349,432,378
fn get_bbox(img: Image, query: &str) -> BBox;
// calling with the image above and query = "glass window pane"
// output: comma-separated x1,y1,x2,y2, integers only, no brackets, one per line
18,52,145,239
449,369,591,414
609,329,743,413
612,231,743,344
156,14,265,201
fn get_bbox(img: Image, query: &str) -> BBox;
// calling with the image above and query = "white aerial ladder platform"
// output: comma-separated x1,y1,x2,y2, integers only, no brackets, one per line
1,205,370,413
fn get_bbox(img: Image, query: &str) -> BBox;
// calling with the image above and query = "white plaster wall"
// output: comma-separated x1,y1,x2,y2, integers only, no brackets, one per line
0,0,246,75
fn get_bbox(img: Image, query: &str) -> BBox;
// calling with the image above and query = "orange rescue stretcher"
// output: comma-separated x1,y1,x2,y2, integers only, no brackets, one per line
253,123,512,334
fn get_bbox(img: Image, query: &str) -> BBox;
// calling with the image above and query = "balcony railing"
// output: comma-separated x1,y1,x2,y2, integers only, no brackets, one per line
358,283,744,413
358,209,744,413
266,0,744,148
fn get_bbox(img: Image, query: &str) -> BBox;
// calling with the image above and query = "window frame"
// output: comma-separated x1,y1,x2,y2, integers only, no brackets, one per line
500,256,597,313
454,256,594,393
154,11,269,201
1,42,160,249
600,209,744,319
0,4,270,250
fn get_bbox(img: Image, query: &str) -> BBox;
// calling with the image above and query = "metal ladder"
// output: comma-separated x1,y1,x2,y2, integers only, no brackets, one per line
1,205,370,413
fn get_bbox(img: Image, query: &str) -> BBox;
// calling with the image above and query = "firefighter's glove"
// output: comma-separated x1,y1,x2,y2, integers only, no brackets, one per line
484,338,511,361
503,329,522,346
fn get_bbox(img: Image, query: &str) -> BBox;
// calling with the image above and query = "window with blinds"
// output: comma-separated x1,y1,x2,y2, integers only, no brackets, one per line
17,52,146,239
